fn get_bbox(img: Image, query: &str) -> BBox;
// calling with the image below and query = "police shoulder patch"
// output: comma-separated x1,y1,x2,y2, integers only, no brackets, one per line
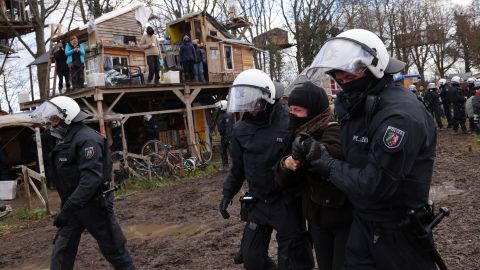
383,126,405,149
85,146,95,159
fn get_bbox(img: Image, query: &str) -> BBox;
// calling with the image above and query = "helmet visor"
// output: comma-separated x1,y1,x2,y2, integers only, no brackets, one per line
30,101,65,125
306,38,374,79
227,85,268,113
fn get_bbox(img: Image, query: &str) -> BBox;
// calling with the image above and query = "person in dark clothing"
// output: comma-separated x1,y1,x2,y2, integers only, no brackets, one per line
143,114,158,141
219,69,314,270
303,29,438,270
179,35,196,82
53,42,71,92
215,100,233,170
65,36,85,90
471,81,480,134
193,39,206,82
424,83,444,129
30,96,134,270
438,78,452,128
276,80,352,270
41,129,58,189
448,76,468,134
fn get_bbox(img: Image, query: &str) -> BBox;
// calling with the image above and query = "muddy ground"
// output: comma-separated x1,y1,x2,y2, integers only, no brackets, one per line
0,130,479,270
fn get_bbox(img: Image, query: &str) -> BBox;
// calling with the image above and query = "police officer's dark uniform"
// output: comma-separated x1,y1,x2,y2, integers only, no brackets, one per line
216,110,233,169
439,83,452,128
424,86,444,128
302,29,438,270
220,79,313,269
32,97,135,270
447,80,467,133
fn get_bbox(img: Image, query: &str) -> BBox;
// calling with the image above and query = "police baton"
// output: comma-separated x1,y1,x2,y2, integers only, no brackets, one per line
408,207,450,270
101,185,121,198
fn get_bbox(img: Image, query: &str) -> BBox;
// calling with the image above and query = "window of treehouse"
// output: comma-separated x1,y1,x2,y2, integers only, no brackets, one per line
224,45,233,70
194,20,202,42
104,56,129,75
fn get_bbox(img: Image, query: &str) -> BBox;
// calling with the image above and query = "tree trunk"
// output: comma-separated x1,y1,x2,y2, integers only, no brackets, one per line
34,26,48,99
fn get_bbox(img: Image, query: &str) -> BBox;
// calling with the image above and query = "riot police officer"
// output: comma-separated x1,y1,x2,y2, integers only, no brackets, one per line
299,29,438,270
31,96,134,270
219,69,313,270
448,76,468,133
424,82,444,128
215,100,233,171
438,78,452,128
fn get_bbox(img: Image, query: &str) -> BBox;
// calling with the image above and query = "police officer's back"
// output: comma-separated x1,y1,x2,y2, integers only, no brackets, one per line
303,29,439,270
31,96,134,270
448,76,468,133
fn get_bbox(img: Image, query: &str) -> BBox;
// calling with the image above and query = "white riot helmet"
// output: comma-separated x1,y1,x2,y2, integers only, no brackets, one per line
31,96,89,125
215,100,228,111
438,78,447,86
144,114,152,121
451,76,461,84
467,77,476,84
306,29,405,80
227,69,275,113
408,85,417,91
427,83,436,89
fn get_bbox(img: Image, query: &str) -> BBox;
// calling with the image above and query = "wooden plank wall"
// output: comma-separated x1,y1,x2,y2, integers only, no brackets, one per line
242,48,254,69
95,11,143,42
233,45,243,73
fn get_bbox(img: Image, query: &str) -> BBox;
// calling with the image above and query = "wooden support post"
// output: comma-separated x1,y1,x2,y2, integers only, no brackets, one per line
22,166,32,210
95,93,105,136
29,66,34,101
35,127,50,214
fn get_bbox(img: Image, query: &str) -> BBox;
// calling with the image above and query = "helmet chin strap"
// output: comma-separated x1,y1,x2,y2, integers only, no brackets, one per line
49,121,70,139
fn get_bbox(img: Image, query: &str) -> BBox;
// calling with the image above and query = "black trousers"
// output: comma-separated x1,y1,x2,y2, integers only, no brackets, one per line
310,223,349,270
442,102,452,127
242,198,314,270
220,137,230,167
183,61,195,82
428,104,443,128
452,104,467,132
51,199,134,270
57,71,70,92
69,63,84,90
343,214,436,270
146,55,160,83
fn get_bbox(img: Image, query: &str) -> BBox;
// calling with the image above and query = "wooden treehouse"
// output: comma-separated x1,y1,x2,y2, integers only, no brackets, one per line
0,0,35,74
21,4,260,161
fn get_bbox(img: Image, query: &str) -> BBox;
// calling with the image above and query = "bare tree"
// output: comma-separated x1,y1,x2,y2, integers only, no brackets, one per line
280,0,339,72
426,1,459,78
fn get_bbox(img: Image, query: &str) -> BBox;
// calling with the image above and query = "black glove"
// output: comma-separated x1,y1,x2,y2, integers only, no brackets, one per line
219,196,232,219
53,200,78,228
307,144,337,177
291,132,314,161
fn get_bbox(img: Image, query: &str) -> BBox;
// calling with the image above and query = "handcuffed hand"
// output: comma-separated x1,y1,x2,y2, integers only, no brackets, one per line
291,132,314,161
307,144,336,177
219,196,232,219
282,156,302,171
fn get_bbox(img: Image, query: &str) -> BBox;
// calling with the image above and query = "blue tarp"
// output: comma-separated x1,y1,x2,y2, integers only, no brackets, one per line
393,74,421,82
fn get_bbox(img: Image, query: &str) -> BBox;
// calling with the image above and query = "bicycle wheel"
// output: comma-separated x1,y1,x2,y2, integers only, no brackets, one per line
141,140,165,156
183,158,196,172
199,141,212,162
149,153,174,178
